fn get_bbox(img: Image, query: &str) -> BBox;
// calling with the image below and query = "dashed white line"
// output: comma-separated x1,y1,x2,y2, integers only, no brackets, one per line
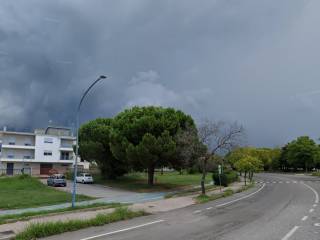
281,226,300,240
313,204,317,207
301,216,308,221
279,181,283,183
309,209,314,213
206,207,213,210
216,183,266,208
79,220,165,240
193,210,202,214
286,181,290,183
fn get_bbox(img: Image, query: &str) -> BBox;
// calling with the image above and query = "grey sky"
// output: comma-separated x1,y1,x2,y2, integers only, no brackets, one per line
0,0,319,147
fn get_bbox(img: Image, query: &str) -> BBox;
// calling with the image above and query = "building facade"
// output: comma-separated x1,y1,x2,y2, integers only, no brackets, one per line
0,126,77,176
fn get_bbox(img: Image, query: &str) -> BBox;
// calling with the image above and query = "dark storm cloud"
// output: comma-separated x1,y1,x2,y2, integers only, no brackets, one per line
0,0,318,146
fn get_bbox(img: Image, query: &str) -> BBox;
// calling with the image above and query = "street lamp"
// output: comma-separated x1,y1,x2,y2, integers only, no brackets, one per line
72,75,107,208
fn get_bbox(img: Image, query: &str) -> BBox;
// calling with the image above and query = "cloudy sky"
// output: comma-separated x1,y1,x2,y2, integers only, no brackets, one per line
0,0,320,147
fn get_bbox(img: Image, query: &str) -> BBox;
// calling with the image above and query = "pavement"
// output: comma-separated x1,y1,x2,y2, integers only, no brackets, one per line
41,173,320,240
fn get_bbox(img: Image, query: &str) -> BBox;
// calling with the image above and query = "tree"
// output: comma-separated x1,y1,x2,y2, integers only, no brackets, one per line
285,136,319,172
198,120,245,194
234,156,262,185
79,118,127,179
110,106,196,185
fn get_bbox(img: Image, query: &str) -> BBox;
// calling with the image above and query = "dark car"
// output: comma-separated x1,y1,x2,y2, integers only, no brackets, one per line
47,174,67,187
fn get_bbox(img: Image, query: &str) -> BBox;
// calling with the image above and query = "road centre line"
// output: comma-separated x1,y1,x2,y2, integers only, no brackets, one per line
301,216,308,221
301,182,319,204
79,220,165,240
309,209,314,213
216,183,266,208
193,210,202,214
313,204,317,207
206,207,213,210
281,226,300,240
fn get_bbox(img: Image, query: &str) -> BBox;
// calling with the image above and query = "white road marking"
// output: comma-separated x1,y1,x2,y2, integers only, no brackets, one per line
79,220,165,240
281,226,300,240
286,181,290,183
279,181,283,183
273,181,276,184
193,210,202,214
293,181,297,184
313,204,317,207
216,183,266,208
266,181,270,184
301,182,319,204
301,216,308,221
315,223,320,227
206,207,213,210
309,209,314,213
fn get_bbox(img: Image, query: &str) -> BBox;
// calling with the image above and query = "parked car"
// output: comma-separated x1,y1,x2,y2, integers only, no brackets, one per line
47,174,67,187
76,173,94,184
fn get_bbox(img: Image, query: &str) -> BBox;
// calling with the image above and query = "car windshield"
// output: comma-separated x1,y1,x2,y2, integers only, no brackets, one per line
85,174,92,177
55,175,65,179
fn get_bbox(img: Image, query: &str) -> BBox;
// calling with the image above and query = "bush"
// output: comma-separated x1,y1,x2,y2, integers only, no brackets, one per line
212,171,238,187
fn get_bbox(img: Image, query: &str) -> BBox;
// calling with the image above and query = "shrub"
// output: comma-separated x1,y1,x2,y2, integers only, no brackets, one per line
212,171,238,187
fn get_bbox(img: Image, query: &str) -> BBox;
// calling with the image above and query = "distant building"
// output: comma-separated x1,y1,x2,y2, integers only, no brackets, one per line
0,126,87,176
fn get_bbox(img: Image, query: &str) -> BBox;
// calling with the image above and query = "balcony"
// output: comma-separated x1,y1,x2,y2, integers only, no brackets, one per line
0,157,35,162
1,144,35,150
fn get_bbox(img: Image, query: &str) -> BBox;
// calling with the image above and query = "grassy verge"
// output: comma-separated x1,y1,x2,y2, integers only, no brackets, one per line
0,175,92,210
0,203,123,225
15,208,146,240
195,182,255,204
94,171,211,192
311,172,320,177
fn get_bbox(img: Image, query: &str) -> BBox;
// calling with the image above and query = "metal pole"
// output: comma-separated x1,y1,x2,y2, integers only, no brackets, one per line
71,75,106,208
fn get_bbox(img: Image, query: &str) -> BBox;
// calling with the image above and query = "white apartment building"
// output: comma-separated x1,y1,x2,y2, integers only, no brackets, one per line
0,126,78,176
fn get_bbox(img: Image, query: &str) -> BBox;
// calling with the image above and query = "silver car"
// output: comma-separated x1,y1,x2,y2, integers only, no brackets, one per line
76,173,94,184
47,174,67,187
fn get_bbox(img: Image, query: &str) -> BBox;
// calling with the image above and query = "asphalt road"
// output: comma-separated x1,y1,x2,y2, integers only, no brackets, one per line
44,173,320,240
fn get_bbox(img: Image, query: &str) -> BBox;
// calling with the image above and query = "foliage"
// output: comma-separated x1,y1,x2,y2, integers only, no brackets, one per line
195,189,234,204
234,156,262,185
0,176,91,210
110,106,196,185
285,136,319,171
226,147,281,171
212,171,238,187
15,208,145,240
79,118,127,179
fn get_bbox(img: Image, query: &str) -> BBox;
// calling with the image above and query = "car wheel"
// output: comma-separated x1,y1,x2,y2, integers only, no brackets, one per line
82,180,85,184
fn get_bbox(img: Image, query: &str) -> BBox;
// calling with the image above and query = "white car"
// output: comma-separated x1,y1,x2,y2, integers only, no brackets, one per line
76,173,94,184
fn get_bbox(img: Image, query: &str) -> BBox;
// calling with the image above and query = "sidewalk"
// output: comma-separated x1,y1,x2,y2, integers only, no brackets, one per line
0,181,247,236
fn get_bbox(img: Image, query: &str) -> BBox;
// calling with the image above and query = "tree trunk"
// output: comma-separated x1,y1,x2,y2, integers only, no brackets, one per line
161,167,164,175
244,171,247,186
201,157,208,195
148,166,155,186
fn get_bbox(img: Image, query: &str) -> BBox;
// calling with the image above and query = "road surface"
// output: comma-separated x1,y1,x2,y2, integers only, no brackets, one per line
44,173,320,240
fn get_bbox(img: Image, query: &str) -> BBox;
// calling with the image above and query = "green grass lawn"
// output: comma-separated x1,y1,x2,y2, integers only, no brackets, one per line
0,175,92,210
94,171,211,192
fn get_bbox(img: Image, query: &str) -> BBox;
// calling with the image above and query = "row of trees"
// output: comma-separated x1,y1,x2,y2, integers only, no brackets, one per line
79,106,245,194
225,136,320,175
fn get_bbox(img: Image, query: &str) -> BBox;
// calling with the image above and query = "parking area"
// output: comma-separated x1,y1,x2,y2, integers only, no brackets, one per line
40,179,166,204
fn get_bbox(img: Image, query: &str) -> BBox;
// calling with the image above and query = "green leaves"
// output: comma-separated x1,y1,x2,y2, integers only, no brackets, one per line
79,106,196,184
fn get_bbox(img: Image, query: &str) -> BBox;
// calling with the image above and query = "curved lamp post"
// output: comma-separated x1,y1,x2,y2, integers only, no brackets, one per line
72,75,107,208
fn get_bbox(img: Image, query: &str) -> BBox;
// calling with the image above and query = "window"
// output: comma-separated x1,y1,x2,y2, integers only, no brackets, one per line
44,150,52,156
44,138,53,144
23,156,31,159
24,143,31,146
61,151,70,160
8,137,15,145
7,154,14,159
